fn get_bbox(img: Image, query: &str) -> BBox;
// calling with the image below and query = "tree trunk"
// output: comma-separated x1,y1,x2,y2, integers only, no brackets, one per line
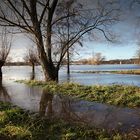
0,67,2,80
30,0,59,82
29,64,35,80
67,7,70,75
43,64,59,82
36,44,59,82
32,64,35,74
39,51,59,81
67,49,70,75
35,33,59,82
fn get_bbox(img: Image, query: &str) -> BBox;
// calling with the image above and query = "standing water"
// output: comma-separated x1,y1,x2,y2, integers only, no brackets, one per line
0,64,140,135
0,79,140,134
2,64,140,86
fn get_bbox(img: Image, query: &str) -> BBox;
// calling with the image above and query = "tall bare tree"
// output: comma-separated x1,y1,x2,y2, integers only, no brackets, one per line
0,28,11,79
54,0,83,75
0,0,119,82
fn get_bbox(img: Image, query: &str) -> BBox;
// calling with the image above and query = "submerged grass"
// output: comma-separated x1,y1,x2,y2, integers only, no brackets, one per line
17,80,140,108
1,101,135,140
73,70,140,75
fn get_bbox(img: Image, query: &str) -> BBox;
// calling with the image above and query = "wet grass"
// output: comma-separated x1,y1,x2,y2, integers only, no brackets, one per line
0,101,135,140
17,80,140,108
113,70,140,75
73,70,140,75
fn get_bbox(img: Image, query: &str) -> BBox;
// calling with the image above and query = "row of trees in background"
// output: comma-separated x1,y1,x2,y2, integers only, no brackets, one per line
0,0,119,82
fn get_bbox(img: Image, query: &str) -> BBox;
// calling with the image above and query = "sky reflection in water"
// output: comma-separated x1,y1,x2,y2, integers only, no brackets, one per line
2,64,140,86
0,64,140,133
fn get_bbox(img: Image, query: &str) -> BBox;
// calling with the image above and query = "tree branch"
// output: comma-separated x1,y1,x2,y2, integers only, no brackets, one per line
6,0,33,32
39,0,50,24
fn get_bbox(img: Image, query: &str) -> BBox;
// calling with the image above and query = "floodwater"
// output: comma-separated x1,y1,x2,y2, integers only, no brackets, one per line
0,64,140,134
3,64,140,86
0,80,140,134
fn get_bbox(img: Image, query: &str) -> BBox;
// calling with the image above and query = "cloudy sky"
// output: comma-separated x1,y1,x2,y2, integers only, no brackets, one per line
79,0,140,60
8,0,140,61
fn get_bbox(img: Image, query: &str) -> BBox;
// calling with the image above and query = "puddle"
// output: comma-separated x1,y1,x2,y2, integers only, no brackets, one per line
0,80,140,134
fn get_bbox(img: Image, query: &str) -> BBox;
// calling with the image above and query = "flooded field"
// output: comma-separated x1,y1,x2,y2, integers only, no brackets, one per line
3,64,140,86
0,64,140,134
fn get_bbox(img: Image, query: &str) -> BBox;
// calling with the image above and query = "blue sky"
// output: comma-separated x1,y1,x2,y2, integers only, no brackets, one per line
79,41,138,60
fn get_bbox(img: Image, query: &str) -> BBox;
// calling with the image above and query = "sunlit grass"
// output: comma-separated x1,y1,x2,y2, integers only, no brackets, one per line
16,80,140,108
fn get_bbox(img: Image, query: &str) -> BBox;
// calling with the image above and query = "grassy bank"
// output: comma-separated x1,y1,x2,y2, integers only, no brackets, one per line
73,70,140,75
113,70,140,75
17,80,140,108
0,101,133,140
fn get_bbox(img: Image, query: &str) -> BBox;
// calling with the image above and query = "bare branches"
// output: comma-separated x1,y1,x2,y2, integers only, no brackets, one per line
0,0,33,32
0,0,120,81
0,28,12,67
24,47,39,66
54,0,119,68
20,0,31,16
39,0,50,24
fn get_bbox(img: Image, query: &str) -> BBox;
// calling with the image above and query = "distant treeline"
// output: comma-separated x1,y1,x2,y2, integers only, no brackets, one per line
102,58,139,65
73,58,140,65
4,58,140,66
5,62,39,66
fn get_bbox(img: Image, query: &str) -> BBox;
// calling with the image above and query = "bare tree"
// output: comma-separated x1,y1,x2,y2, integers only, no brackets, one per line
0,28,11,79
91,52,105,65
0,0,119,82
54,0,83,75
24,48,39,80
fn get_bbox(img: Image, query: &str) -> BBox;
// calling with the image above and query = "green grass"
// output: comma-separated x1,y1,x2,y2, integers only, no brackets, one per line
17,80,140,108
1,101,135,140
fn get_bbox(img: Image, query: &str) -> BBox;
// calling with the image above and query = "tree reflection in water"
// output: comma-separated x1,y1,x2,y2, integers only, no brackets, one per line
0,79,11,102
39,88,53,117
39,88,85,123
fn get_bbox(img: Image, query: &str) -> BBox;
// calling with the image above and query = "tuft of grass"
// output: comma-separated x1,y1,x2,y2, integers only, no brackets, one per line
0,125,32,139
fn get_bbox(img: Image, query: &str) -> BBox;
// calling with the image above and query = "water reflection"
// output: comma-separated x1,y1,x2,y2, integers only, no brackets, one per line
66,74,71,82
39,90,140,132
39,89,85,122
2,81,140,134
3,65,140,86
0,79,11,102
39,89,53,117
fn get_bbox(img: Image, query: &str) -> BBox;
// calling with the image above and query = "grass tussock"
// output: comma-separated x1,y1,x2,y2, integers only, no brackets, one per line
17,80,140,108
